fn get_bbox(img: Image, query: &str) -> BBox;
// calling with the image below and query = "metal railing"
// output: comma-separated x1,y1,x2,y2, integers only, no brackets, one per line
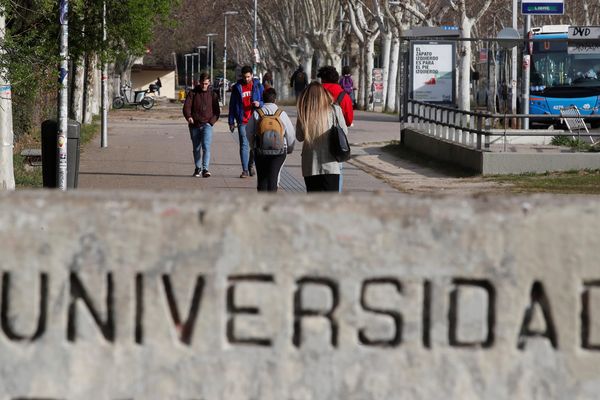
405,100,600,150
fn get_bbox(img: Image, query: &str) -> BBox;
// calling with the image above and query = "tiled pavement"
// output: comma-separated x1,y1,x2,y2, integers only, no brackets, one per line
78,103,402,195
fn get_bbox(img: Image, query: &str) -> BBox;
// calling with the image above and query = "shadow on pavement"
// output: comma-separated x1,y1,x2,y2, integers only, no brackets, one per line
359,143,478,179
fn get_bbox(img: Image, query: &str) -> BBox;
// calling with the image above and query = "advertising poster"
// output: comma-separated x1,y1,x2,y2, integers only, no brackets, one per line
411,42,455,104
372,68,384,104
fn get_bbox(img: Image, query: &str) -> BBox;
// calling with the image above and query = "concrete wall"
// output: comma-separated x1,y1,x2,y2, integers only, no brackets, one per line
1,191,600,399
480,152,600,174
402,128,600,174
402,128,482,172
132,70,176,99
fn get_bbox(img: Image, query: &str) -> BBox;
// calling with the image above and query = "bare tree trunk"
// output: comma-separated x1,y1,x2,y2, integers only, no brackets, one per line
279,66,292,100
83,53,95,124
386,35,400,112
70,57,85,123
458,18,473,111
364,34,379,110
90,53,100,118
358,47,365,109
329,53,342,74
0,8,14,190
302,49,314,81
380,30,392,108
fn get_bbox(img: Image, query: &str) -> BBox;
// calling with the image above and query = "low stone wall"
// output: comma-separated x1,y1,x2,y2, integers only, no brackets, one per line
1,191,600,399
402,127,600,174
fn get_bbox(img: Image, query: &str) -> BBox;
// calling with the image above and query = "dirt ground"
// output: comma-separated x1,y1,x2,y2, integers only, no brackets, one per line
350,143,514,194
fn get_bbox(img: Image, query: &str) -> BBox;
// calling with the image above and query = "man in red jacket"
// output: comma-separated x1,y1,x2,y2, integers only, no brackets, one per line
317,65,354,192
317,65,353,126
183,72,220,178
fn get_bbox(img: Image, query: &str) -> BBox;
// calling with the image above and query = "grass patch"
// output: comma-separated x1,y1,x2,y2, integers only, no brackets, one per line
382,140,600,194
14,116,101,188
485,170,600,194
550,136,600,152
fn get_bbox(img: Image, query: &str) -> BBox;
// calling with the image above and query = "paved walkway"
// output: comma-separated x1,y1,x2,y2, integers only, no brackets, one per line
78,101,403,194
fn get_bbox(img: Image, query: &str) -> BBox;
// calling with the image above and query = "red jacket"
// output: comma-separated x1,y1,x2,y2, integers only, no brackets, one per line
322,82,353,126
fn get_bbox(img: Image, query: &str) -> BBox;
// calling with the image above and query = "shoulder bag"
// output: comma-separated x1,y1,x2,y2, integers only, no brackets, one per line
328,105,351,162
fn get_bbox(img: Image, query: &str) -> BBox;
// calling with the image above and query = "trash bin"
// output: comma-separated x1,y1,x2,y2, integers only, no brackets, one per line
41,119,81,188
178,88,186,102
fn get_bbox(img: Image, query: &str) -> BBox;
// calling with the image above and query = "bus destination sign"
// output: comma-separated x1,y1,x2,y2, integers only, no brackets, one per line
522,0,564,15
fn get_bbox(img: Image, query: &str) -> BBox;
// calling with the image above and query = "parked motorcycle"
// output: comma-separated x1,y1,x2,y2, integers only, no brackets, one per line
112,82,155,110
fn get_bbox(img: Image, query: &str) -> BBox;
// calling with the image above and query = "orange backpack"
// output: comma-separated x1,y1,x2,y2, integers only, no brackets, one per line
255,108,286,156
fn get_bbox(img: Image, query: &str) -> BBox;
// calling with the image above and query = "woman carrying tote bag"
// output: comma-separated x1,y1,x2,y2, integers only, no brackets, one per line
295,82,349,192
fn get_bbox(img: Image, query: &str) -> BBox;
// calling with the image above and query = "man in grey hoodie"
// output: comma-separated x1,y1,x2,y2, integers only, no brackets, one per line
245,88,295,192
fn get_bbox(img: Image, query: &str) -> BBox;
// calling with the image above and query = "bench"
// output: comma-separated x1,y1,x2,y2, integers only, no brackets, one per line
20,148,42,166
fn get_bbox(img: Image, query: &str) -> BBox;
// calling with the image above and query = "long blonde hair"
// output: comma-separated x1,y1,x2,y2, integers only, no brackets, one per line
296,82,332,145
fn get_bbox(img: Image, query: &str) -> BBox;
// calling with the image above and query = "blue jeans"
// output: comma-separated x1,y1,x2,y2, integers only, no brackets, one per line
237,123,250,171
339,163,344,192
189,124,213,170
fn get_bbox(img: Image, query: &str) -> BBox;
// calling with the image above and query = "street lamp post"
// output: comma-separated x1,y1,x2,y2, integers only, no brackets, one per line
191,54,196,86
253,0,257,75
197,45,207,75
184,53,192,88
223,11,239,106
206,33,218,84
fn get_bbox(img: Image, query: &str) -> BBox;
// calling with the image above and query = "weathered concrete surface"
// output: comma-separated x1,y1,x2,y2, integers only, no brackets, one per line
1,191,600,399
402,128,600,174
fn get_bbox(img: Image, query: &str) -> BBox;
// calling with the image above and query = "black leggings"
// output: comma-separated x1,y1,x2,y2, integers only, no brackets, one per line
255,154,286,192
304,174,340,192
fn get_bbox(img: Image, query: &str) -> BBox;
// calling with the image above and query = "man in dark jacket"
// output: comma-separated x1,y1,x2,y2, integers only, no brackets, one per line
183,72,220,178
228,65,264,178
290,65,308,99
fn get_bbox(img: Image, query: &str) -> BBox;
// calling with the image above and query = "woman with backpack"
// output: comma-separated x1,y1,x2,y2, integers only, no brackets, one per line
339,65,355,108
295,82,348,192
246,88,295,192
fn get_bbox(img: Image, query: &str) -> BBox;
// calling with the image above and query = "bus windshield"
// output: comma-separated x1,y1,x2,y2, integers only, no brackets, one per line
531,39,600,92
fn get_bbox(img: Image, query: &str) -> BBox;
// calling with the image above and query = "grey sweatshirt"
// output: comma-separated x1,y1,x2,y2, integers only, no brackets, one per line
245,103,296,152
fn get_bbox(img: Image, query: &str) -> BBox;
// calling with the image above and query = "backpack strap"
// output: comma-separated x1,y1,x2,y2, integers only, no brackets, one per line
257,108,266,118
274,109,283,117
335,91,346,105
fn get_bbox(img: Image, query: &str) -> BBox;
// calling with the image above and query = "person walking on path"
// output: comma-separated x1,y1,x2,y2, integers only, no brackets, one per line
155,77,162,96
318,65,353,126
183,72,220,178
290,65,308,99
246,88,295,192
295,82,348,192
317,65,354,192
228,65,264,178
262,71,273,90
339,66,355,108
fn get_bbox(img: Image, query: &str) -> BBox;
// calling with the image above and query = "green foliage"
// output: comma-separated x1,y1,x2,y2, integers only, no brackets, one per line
14,115,100,188
1,0,179,138
487,170,600,194
550,135,593,151
14,154,43,188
